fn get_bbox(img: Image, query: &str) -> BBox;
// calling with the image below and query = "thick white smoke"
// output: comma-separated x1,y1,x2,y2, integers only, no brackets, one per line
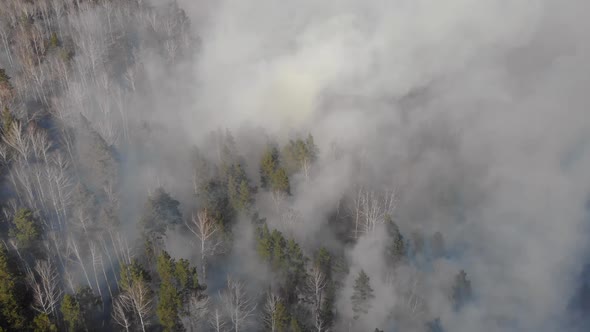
161,0,590,330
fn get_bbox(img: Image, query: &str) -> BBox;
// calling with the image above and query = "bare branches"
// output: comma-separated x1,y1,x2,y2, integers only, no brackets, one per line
350,187,397,237
185,209,223,280
209,307,226,332
307,267,327,332
219,276,257,332
263,293,281,332
112,294,132,332
27,259,63,317
126,279,152,332
184,292,209,331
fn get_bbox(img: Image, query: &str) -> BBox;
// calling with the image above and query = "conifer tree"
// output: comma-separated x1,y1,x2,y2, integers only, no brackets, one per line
384,220,406,267
0,68,13,103
140,188,183,248
260,145,280,189
351,270,374,320
10,208,41,250
0,247,26,330
451,270,472,310
61,294,81,332
2,106,14,136
270,167,290,195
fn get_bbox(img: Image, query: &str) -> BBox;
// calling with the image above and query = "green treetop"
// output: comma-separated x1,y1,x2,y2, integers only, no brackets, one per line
9,208,41,250
351,269,374,320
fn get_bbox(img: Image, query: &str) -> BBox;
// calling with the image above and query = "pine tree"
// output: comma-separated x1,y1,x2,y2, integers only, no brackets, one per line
120,259,151,291
227,163,253,213
49,32,59,48
260,145,279,189
270,230,287,271
156,251,202,331
238,180,253,212
270,167,290,195
273,300,289,331
351,270,374,320
157,252,182,331
0,68,13,102
451,270,472,310
61,294,81,332
290,317,303,332
0,69,10,86
285,239,306,285
282,134,318,177
75,286,102,330
33,313,58,332
256,224,273,261
0,247,26,330
9,208,40,250
139,188,183,247
2,106,14,136
384,220,405,267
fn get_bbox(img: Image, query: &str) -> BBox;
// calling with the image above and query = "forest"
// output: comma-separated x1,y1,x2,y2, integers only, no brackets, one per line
0,0,589,331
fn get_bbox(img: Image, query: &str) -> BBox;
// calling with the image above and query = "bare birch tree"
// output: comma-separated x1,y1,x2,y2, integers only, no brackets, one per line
112,294,133,332
262,293,282,332
219,276,257,332
185,209,223,280
27,259,62,317
307,267,327,332
126,279,152,332
209,307,226,332
350,188,397,237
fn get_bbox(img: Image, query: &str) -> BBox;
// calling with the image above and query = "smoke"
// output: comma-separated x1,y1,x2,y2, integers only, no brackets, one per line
155,0,590,330
48,0,590,330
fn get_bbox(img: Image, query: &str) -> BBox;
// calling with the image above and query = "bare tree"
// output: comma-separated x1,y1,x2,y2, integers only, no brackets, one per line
386,269,427,321
184,293,210,332
307,267,327,332
280,207,301,231
350,188,397,237
209,307,226,332
27,259,62,317
89,242,104,299
219,276,257,332
126,279,152,332
4,121,32,163
270,190,287,214
112,294,133,332
262,293,282,332
349,187,363,240
185,209,223,280
66,237,93,289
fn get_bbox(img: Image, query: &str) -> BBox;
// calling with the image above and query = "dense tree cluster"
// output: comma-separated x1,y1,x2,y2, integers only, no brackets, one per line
0,0,475,331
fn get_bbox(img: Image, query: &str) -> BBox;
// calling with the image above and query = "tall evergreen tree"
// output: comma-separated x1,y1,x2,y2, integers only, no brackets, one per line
270,167,290,195
384,220,406,267
0,247,26,330
156,251,202,331
260,145,280,189
139,188,183,248
0,68,13,102
9,208,41,250
351,270,374,320
61,294,81,332
282,134,318,178
2,106,14,136
451,270,472,310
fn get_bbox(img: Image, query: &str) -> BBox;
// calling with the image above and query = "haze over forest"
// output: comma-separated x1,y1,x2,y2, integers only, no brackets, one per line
0,0,589,331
